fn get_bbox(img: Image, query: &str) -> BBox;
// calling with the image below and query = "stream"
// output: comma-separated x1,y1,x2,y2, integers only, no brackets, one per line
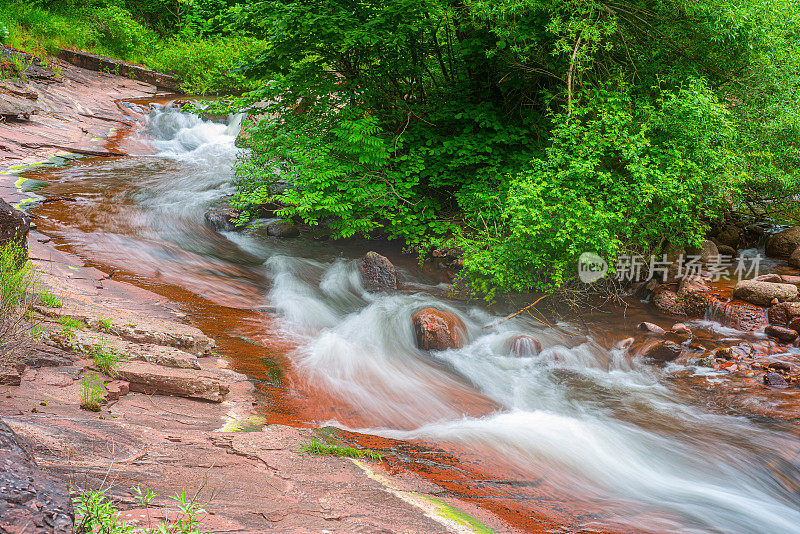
21,105,800,533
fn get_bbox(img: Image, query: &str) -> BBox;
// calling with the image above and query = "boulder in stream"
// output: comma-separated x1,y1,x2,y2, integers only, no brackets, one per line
637,322,665,335
358,251,398,292
733,280,797,307
265,220,300,238
766,226,800,257
412,308,467,351
764,325,799,343
768,302,800,326
509,335,542,357
790,247,800,268
763,372,789,389
204,202,240,232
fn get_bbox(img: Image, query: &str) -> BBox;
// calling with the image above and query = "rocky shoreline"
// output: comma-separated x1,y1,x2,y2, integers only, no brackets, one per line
0,53,511,533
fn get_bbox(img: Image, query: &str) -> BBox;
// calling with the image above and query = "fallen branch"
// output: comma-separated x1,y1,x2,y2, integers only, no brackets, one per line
483,294,550,329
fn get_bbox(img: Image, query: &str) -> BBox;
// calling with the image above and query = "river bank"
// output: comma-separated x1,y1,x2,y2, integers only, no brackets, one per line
0,53,511,533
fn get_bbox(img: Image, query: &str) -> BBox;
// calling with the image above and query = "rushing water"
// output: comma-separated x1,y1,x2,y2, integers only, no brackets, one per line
23,106,800,533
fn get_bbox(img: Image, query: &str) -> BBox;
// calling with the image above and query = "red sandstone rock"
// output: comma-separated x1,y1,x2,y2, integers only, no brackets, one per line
644,341,682,362
105,380,130,401
412,308,467,351
768,302,800,325
114,361,231,402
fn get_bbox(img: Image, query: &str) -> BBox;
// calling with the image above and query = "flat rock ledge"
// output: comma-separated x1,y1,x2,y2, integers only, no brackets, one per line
114,361,234,403
36,303,215,356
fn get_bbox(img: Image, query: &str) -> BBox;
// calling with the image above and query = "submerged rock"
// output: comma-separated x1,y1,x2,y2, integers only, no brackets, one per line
733,280,798,307
766,226,800,257
509,335,542,357
763,372,789,389
358,251,398,292
644,341,682,362
412,308,467,351
0,421,74,533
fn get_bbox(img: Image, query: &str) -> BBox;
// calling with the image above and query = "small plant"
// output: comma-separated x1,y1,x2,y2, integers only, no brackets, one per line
83,339,125,376
80,373,105,412
38,286,62,308
300,440,382,461
98,317,114,331
73,487,208,534
58,316,85,338
29,324,44,340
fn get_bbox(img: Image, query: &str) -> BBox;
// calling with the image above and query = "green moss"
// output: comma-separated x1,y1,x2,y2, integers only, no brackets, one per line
424,496,495,534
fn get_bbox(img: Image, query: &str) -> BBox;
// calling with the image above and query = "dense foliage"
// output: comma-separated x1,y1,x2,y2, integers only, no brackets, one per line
5,0,799,295
228,0,800,294
0,0,265,93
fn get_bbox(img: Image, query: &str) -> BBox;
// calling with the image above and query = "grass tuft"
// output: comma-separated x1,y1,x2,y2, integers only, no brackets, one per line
80,373,104,412
38,285,62,307
58,316,85,338
300,440,382,461
83,338,125,376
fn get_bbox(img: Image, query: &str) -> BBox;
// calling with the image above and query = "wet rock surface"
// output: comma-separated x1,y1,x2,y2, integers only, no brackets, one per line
204,201,240,232
764,325,799,343
412,307,467,351
358,251,398,292
265,219,300,238
0,421,73,534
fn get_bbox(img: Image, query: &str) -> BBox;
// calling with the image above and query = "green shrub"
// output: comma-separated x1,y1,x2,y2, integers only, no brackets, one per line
80,373,104,412
91,5,153,61
0,22,9,44
0,241,34,366
73,487,208,534
148,36,266,94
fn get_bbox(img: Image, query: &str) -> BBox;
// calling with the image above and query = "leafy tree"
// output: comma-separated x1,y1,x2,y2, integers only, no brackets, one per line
228,0,800,294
